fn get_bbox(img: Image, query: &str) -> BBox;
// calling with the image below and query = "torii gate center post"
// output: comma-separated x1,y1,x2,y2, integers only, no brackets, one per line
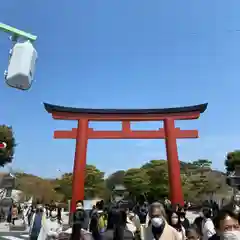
44,103,208,213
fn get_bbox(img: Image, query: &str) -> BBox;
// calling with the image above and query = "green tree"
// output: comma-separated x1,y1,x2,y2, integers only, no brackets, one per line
123,168,150,197
203,174,222,195
106,170,125,190
54,173,72,201
104,170,125,201
192,159,212,169
184,160,226,202
85,164,105,198
225,151,240,173
142,160,169,199
189,159,212,178
188,173,209,197
55,164,105,200
0,125,16,167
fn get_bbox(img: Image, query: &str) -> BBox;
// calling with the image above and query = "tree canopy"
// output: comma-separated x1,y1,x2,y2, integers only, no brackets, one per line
0,125,15,167
11,158,230,204
54,165,105,201
225,150,240,173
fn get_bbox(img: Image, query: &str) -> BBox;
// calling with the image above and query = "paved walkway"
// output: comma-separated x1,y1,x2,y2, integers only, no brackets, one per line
0,220,28,240
0,219,28,233
0,222,10,232
0,233,29,240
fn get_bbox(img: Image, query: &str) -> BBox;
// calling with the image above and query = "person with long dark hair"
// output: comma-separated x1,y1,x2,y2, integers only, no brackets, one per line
168,211,186,240
113,209,134,240
193,215,204,237
178,206,190,231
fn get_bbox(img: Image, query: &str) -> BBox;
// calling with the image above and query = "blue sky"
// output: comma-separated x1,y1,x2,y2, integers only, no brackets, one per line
0,0,240,178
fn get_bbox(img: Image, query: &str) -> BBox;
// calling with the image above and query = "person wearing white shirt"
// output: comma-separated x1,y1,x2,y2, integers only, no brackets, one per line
201,208,216,240
37,206,63,240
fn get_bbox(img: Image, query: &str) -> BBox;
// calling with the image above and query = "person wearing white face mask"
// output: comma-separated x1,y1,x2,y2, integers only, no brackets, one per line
37,206,63,240
208,206,240,240
144,202,181,240
168,211,186,240
178,207,190,231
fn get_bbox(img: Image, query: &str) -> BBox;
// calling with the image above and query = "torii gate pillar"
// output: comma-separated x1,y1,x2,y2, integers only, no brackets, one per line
72,119,89,202
164,118,182,203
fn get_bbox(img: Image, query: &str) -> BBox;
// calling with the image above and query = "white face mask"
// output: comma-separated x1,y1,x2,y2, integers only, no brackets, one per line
171,218,178,225
222,230,240,240
180,217,185,221
151,217,164,227
50,211,58,218
76,205,83,209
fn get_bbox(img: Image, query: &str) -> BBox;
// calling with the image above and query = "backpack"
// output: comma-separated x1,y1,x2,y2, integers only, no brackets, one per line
92,211,108,233
74,209,85,223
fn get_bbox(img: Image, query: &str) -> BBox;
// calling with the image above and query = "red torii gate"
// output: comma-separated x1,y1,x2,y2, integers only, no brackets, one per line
44,103,208,212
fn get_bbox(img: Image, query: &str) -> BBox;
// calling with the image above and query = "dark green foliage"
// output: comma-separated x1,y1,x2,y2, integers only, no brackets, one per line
0,125,16,167
225,151,240,173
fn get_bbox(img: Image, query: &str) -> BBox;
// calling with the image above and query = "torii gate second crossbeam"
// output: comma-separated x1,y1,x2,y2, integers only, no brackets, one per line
44,103,208,212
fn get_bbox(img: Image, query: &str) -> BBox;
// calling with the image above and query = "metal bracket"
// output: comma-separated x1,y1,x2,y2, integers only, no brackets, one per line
0,22,37,42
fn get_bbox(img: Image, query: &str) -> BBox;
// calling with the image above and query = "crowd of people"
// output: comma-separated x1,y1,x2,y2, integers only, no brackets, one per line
8,197,240,240
69,199,240,240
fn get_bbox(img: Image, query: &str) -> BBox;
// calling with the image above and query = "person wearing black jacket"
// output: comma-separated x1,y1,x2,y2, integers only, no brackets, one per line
71,200,86,240
101,202,135,240
113,209,134,240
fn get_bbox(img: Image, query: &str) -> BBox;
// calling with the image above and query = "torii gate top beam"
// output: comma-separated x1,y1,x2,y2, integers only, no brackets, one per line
43,103,208,121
